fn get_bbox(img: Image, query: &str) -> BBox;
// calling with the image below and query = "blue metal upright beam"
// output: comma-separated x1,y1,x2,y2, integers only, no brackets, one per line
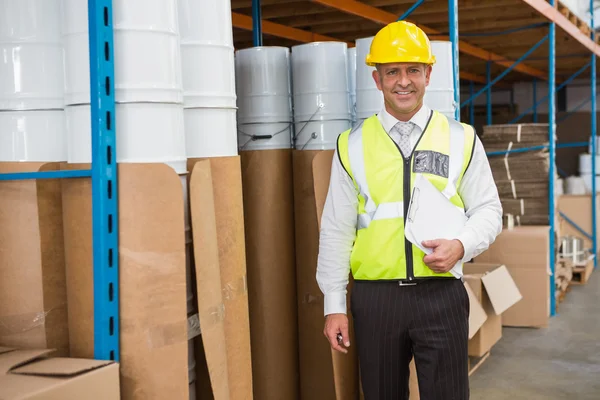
252,0,263,46
591,0,597,268
548,0,557,317
469,81,475,126
533,78,538,122
460,34,549,108
88,0,119,361
487,61,492,125
398,0,425,20
448,0,460,121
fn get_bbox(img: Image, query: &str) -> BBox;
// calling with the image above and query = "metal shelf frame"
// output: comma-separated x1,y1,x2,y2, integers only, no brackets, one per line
0,0,119,361
459,0,598,317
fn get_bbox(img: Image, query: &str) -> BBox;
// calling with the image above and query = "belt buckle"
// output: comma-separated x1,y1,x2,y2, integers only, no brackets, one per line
398,280,417,286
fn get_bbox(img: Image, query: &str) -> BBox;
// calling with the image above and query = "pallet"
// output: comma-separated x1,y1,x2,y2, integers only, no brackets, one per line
571,262,594,285
468,352,490,377
557,1,593,37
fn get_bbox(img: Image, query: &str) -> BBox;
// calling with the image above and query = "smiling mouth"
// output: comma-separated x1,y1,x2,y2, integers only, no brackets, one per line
394,91,413,96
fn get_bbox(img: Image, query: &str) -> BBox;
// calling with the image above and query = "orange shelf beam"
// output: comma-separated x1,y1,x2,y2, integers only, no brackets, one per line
522,0,600,57
232,12,351,45
311,0,549,80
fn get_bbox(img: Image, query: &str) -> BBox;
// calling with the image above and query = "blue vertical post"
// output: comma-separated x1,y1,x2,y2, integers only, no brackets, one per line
469,81,475,126
252,0,263,46
533,78,538,122
548,0,557,316
398,0,425,20
448,0,460,121
486,61,492,125
88,0,119,361
591,0,597,268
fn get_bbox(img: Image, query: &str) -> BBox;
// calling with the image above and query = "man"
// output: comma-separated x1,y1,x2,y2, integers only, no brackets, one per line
316,21,503,399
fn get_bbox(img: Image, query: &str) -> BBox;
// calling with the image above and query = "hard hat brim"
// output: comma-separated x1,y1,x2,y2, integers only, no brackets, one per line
366,54,436,67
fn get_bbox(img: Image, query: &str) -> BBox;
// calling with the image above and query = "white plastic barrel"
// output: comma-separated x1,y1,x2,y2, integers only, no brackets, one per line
0,110,66,161
0,0,63,110
184,108,238,158
291,42,350,122
294,120,351,151
581,173,600,193
179,0,235,108
566,176,587,195
238,122,293,151
579,153,600,174
235,46,292,124
424,41,456,116
61,0,183,105
347,47,357,124
65,104,187,170
355,36,383,120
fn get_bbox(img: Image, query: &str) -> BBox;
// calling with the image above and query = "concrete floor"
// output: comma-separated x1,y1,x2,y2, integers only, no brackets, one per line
470,269,600,400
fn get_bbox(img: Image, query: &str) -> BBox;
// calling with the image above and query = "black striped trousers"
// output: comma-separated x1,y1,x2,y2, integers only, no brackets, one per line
351,279,470,400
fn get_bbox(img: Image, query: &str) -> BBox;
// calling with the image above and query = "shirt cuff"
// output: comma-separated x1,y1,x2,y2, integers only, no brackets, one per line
454,231,477,263
324,291,347,316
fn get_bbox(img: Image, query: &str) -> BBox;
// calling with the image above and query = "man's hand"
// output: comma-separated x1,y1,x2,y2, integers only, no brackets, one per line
323,313,350,354
422,239,465,273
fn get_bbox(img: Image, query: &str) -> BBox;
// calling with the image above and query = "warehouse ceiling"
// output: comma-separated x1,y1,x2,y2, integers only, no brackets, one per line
231,0,598,84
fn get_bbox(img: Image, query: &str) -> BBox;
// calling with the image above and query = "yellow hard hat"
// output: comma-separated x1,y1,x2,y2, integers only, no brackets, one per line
365,21,436,66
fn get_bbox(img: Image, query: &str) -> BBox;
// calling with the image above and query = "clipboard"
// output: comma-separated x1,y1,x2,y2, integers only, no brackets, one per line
404,174,467,257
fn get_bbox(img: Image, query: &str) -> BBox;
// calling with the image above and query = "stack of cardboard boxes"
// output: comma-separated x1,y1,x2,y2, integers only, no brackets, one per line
481,123,552,227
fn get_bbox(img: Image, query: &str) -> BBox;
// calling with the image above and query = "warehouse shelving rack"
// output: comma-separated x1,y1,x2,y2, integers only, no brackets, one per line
233,0,599,317
1,0,597,364
0,0,119,361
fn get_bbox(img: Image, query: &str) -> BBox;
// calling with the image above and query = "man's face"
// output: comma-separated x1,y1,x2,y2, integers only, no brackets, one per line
373,62,432,119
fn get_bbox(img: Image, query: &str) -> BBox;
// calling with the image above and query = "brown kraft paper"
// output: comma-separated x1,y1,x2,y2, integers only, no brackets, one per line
189,160,230,399
61,163,93,358
188,156,253,400
240,149,299,400
62,163,188,399
312,151,360,399
0,162,69,356
293,150,360,399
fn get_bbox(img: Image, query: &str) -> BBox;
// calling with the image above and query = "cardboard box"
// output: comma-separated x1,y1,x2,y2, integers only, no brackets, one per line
463,263,523,357
475,226,551,328
0,347,119,399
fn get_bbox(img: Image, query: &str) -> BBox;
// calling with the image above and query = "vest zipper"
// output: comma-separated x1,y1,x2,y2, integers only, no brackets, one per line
403,157,414,281
382,110,433,281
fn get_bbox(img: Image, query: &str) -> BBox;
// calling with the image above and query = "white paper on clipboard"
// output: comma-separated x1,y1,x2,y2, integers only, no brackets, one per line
404,174,467,256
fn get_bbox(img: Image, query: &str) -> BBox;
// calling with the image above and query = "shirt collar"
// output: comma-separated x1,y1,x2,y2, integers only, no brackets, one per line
378,103,431,134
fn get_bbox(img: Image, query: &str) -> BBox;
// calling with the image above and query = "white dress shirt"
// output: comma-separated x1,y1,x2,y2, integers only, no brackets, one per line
316,104,503,316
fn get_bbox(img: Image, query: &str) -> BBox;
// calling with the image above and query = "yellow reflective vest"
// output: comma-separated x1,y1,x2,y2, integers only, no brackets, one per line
337,110,476,281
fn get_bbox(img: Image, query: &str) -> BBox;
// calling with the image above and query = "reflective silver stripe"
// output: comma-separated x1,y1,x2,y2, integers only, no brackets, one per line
442,116,466,200
347,121,377,215
357,201,404,230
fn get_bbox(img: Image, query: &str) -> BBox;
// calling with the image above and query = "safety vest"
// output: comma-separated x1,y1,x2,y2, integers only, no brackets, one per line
337,110,476,281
